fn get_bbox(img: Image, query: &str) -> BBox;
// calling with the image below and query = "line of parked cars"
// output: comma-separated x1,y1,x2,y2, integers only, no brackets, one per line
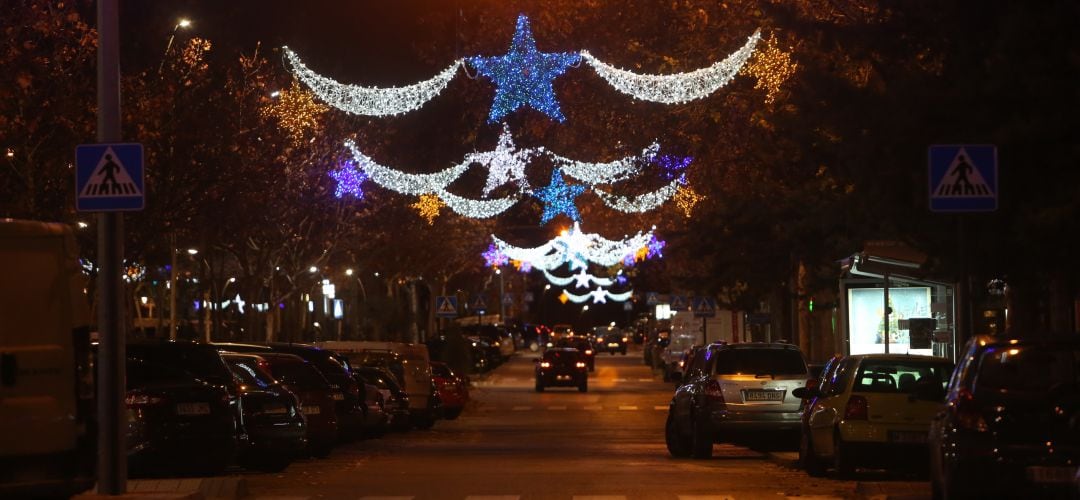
663,335,1080,498
121,339,469,476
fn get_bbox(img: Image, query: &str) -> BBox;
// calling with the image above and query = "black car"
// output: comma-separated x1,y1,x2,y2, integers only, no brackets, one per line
555,337,595,371
534,348,588,392
221,353,306,471
353,366,411,431
597,330,629,355
928,335,1080,499
125,358,237,476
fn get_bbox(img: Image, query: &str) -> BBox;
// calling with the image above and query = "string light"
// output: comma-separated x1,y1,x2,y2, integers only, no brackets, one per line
656,155,693,182
673,185,704,217
473,124,537,196
563,287,634,304
535,169,586,224
261,81,327,142
284,47,462,117
580,30,761,104
540,268,615,288
553,143,660,185
511,260,532,273
741,32,797,104
594,178,682,213
329,161,368,199
411,194,446,225
467,14,580,123
492,222,656,271
483,243,509,268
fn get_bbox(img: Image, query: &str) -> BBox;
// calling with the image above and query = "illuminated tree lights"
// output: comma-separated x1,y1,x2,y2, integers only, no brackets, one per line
261,81,328,142
673,185,704,217
286,17,763,121
740,32,797,104
535,169,586,224
467,15,580,123
411,194,446,225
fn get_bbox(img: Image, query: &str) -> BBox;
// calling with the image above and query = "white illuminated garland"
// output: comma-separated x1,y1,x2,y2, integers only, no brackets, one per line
542,268,614,288
594,178,683,213
564,287,634,304
284,47,463,117
285,28,761,117
580,30,762,104
493,222,655,270
549,143,659,185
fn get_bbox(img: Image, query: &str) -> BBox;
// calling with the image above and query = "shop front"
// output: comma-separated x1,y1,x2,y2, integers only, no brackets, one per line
837,242,958,361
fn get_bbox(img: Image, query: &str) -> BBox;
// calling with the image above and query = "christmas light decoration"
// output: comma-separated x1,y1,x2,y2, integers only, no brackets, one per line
580,29,761,104
345,140,471,196
474,124,536,195
467,15,580,123
647,234,667,258
483,243,509,268
741,32,797,104
492,222,656,271
540,268,614,288
563,287,634,304
411,194,446,225
511,260,532,273
261,81,327,142
535,169,586,224
594,178,682,213
283,47,462,117
656,154,693,182
673,185,704,217
437,189,519,218
553,143,660,185
329,161,368,199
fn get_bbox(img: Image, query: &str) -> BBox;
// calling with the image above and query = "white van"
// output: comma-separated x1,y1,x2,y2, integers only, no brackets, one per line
0,220,94,496
316,341,438,428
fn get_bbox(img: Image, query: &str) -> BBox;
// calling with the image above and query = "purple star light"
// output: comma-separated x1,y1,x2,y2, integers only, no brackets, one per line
330,162,368,199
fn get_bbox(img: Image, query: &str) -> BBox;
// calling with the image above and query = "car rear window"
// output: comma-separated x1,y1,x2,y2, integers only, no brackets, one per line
544,351,581,363
226,358,275,389
431,364,452,378
975,346,1080,395
713,348,807,376
128,345,233,386
853,360,953,393
127,359,198,387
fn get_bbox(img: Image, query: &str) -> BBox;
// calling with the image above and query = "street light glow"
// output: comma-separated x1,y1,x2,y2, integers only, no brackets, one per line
345,268,354,276
186,248,198,255
76,221,89,229
309,266,318,273
177,18,191,28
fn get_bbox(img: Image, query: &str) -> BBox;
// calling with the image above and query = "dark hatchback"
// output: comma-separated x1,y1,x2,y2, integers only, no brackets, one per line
928,335,1080,499
555,337,595,371
254,352,339,458
221,353,306,471
535,348,588,392
125,358,236,476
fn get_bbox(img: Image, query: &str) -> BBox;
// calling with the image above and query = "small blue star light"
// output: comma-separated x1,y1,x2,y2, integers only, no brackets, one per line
330,161,368,199
656,155,693,184
535,169,585,224
482,243,509,268
467,14,580,123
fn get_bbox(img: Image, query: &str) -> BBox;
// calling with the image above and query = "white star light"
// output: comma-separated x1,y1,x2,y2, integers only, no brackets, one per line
589,289,609,304
563,287,635,304
471,125,536,196
572,269,593,289
492,222,655,271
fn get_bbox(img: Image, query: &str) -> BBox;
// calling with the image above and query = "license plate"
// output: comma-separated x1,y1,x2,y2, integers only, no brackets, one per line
556,375,570,381
175,402,210,415
263,405,289,415
607,343,620,348
332,393,345,401
1027,466,1077,484
301,406,321,415
888,431,928,444
744,390,784,402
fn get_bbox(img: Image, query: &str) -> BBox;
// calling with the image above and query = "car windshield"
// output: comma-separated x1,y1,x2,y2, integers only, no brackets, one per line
975,345,1080,395
853,360,953,393
268,360,329,389
713,348,807,376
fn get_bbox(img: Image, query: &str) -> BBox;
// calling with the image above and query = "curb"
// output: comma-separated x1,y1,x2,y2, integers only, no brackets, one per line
74,477,247,500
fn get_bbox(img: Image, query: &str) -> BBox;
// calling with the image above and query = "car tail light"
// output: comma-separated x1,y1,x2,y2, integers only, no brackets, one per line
540,362,551,368
955,388,989,432
576,362,586,369
584,349,593,355
844,395,868,420
622,337,629,342
806,378,819,391
704,379,725,404
125,391,165,407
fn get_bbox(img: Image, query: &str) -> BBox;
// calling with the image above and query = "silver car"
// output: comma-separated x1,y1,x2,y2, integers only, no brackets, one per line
666,342,811,459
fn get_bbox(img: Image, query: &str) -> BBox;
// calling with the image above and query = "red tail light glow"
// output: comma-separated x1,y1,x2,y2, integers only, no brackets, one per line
704,379,725,404
844,395,868,420
955,388,989,432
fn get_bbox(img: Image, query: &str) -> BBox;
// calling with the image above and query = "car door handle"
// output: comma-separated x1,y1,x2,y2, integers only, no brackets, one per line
0,352,16,387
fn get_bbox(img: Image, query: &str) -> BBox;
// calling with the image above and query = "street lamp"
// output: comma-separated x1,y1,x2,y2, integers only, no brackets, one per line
158,18,192,75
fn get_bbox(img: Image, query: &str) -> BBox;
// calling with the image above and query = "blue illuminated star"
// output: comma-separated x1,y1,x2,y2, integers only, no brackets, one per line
330,161,368,199
467,14,580,123
535,169,585,224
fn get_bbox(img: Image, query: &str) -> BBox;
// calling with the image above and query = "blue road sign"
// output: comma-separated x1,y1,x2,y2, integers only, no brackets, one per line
76,143,145,211
929,145,997,212
435,296,458,318
670,294,689,311
645,292,659,306
693,297,717,318
471,295,488,314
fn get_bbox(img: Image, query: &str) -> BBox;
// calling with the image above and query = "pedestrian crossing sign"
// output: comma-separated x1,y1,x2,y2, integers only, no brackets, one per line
928,145,997,212
435,296,458,318
669,294,688,311
76,143,144,212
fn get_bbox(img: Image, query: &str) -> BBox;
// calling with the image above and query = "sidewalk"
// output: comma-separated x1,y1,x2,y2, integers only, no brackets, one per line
73,477,247,500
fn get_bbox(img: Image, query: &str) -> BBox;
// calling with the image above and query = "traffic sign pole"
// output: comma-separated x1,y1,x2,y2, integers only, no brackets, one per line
96,0,127,493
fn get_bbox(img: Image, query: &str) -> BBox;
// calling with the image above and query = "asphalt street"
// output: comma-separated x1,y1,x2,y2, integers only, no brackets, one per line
244,347,930,500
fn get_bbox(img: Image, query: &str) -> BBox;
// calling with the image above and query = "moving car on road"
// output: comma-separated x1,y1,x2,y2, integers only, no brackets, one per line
535,348,589,392
555,336,595,371
794,353,952,477
928,335,1080,499
666,342,810,459
594,326,629,355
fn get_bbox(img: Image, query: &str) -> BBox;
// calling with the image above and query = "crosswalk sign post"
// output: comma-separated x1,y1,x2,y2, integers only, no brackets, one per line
76,143,145,212
928,145,998,212
435,296,458,318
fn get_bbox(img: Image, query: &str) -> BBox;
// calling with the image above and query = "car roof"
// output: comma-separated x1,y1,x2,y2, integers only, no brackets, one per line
711,342,802,351
248,352,307,364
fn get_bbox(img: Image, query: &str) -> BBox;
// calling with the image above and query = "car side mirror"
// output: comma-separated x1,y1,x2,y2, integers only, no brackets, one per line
793,387,821,399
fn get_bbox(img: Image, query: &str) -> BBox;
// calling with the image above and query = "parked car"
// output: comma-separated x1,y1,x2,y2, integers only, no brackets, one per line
928,335,1080,499
252,352,338,458
794,354,953,477
220,353,306,471
644,329,669,366
317,341,439,429
660,332,697,382
462,324,515,361
431,361,469,420
535,348,588,392
555,336,595,371
466,335,502,372
353,366,410,432
666,342,810,459
125,358,237,476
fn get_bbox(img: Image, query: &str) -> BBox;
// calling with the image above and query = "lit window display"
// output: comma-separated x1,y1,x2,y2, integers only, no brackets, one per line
847,287,933,355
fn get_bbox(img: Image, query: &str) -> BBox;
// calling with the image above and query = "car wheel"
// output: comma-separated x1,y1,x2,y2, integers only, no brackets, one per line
578,380,588,392
310,442,333,458
831,430,854,478
690,412,713,459
444,408,462,420
535,380,545,392
665,412,692,458
799,431,825,477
